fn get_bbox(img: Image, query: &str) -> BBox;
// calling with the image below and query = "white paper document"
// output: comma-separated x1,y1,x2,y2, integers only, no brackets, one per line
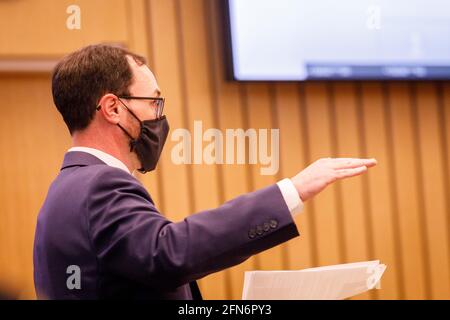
242,260,386,300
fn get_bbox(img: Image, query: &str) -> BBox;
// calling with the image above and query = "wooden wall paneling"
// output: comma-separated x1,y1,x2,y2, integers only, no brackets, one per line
360,82,401,299
244,83,286,271
0,77,19,292
0,0,128,57
1,76,32,295
442,83,450,295
303,83,342,266
177,0,225,299
274,83,314,271
388,82,428,299
205,0,256,300
0,119,6,289
146,0,191,221
414,83,450,299
332,82,371,299
128,0,163,209
126,0,150,58
0,74,71,298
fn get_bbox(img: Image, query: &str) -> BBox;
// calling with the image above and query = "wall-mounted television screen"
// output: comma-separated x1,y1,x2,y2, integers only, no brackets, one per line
226,0,450,80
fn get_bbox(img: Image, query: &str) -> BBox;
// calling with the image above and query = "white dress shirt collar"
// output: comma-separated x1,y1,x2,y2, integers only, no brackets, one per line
68,146,130,174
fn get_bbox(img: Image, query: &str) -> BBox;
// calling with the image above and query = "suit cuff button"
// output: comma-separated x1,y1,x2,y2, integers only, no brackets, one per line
269,219,278,229
248,229,256,239
256,225,264,235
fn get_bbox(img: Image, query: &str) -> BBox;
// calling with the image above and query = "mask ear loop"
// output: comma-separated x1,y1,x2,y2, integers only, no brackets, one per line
116,98,144,152
96,98,142,152
117,124,137,152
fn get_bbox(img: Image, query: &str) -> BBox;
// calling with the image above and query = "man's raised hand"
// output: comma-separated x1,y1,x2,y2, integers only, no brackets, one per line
291,157,377,202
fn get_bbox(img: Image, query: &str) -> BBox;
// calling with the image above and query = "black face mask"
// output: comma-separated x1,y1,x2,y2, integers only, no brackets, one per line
117,102,169,173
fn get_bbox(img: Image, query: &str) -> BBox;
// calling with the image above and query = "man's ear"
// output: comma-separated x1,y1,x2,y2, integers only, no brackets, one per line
97,93,120,124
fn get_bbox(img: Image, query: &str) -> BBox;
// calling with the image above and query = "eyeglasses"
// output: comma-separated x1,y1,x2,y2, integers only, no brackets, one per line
118,95,165,119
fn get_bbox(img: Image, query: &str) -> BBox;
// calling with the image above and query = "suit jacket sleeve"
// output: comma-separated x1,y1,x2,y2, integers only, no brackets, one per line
87,167,299,290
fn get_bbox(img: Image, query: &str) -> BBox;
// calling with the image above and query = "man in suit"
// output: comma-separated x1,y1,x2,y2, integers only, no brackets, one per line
33,44,377,299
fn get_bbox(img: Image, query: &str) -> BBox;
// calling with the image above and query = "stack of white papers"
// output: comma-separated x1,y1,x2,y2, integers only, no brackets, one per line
242,260,386,300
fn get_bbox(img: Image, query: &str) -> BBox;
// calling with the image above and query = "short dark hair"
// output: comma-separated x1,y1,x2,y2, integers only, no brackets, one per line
52,44,146,134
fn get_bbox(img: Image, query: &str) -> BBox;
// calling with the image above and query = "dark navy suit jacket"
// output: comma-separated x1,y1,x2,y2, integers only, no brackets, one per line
33,151,299,299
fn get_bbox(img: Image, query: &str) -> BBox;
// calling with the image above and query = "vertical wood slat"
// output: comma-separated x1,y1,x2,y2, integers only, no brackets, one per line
0,75,71,297
0,77,20,292
332,82,371,299
127,0,163,210
146,0,192,221
442,83,450,295
360,82,402,299
297,84,320,269
205,0,255,300
244,83,286,272
414,83,450,299
387,82,428,299
275,83,314,271
176,0,225,299
303,83,342,266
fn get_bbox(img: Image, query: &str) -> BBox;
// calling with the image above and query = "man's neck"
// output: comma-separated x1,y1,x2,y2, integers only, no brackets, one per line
72,133,135,173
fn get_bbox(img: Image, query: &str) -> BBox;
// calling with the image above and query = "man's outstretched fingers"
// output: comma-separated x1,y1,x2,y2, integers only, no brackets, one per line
335,165,368,179
332,158,377,170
